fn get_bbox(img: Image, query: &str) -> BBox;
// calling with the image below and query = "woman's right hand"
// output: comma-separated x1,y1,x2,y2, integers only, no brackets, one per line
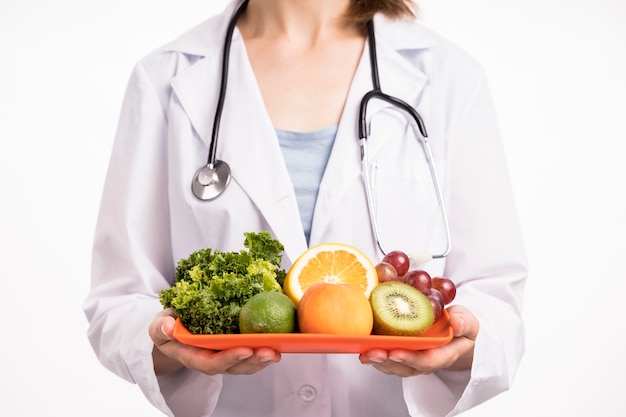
149,308,281,376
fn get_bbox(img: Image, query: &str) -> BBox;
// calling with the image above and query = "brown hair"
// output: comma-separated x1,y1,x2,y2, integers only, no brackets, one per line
345,0,417,24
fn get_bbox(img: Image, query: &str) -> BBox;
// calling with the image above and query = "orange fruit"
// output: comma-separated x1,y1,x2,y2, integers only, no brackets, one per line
284,243,378,306
297,282,373,335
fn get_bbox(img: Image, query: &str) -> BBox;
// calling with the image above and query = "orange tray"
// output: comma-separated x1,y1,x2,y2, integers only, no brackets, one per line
173,310,453,354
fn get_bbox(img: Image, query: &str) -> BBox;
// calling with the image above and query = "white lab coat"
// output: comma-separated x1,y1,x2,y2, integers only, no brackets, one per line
84,1,528,416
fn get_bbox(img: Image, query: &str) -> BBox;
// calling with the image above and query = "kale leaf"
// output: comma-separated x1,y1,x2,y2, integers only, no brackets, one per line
159,231,285,334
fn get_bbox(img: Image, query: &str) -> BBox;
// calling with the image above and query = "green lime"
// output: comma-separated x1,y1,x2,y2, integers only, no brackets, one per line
239,292,297,334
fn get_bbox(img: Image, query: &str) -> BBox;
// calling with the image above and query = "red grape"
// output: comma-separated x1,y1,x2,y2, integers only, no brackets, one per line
375,262,398,283
427,289,445,322
432,277,456,305
382,250,410,277
427,294,443,321
429,288,445,307
402,269,432,295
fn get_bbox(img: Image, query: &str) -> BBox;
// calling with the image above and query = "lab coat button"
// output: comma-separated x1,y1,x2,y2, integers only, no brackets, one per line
297,384,317,402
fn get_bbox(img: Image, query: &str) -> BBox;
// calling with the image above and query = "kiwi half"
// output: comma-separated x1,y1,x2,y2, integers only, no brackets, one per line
370,281,434,336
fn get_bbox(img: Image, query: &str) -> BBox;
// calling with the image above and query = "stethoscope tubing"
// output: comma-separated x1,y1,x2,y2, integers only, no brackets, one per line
359,20,428,140
359,20,450,259
193,0,451,260
207,0,250,167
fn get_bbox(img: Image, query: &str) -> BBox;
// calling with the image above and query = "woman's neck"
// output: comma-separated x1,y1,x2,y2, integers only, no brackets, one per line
238,0,360,47
235,0,366,131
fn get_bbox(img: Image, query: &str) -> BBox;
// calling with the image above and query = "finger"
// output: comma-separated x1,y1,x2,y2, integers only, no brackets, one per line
364,354,425,377
256,347,282,364
447,306,479,340
387,350,440,376
204,347,279,375
160,316,176,340
149,308,177,346
361,348,440,375
226,348,281,375
171,345,248,374
359,348,388,365
360,349,424,377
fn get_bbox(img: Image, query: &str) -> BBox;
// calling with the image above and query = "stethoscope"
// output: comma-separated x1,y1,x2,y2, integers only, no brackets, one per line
192,0,451,262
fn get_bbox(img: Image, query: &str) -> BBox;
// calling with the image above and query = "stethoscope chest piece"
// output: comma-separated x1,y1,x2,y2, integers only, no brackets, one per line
192,160,231,201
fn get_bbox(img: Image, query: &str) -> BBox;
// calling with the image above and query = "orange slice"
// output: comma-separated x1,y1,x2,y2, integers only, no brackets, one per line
284,243,378,306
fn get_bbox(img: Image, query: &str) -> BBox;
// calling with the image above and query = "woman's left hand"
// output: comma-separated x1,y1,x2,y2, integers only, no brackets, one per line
359,305,478,377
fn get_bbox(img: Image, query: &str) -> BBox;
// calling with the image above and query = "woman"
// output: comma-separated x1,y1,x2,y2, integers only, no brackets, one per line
84,0,527,416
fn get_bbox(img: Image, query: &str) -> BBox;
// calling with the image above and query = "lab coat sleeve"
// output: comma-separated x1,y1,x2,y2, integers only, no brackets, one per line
83,61,222,416
403,68,528,416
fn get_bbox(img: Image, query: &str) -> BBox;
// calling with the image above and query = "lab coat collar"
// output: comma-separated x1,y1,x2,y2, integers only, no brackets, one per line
373,13,437,51
164,0,239,58
167,1,432,262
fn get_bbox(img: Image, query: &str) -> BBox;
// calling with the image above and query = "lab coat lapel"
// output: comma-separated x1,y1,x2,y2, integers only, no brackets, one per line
219,31,309,263
171,28,307,263
310,18,430,245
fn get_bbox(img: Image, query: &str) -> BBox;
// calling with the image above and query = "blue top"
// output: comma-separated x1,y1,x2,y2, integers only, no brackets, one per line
276,125,338,244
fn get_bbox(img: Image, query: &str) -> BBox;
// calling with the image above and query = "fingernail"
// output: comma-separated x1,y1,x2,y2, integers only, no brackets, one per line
456,317,465,335
389,356,404,363
368,357,384,363
237,352,253,361
160,323,169,339
259,356,273,363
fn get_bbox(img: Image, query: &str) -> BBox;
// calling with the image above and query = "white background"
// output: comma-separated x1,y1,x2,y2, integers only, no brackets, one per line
1,0,624,415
